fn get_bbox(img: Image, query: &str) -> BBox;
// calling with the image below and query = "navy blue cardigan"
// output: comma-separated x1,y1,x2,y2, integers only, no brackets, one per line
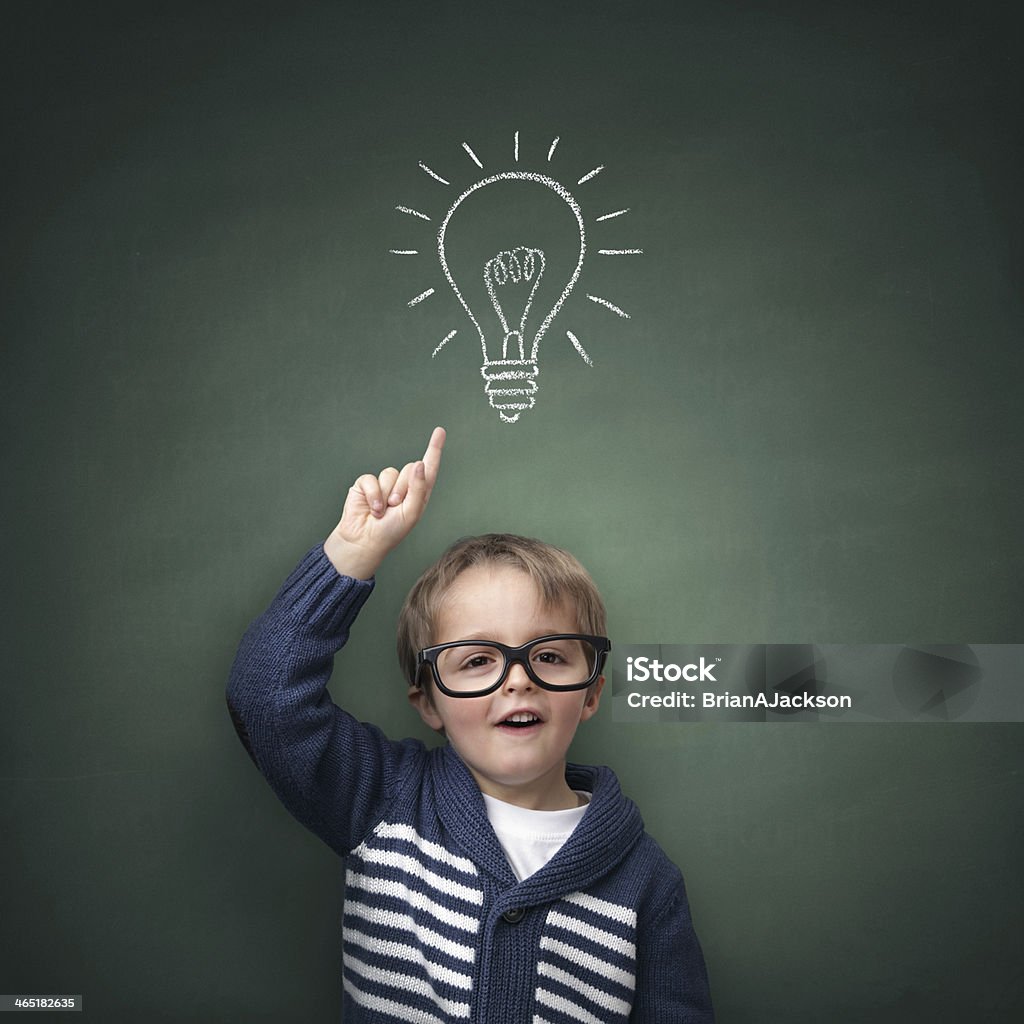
227,544,714,1023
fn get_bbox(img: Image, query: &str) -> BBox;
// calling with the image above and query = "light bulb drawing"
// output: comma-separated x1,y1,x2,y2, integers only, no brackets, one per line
390,133,642,423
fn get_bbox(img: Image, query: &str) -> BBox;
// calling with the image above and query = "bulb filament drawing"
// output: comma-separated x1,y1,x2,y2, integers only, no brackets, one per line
480,246,545,418
391,134,641,423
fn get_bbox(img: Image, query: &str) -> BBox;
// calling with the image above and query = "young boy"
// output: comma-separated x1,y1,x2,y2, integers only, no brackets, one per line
226,427,714,1023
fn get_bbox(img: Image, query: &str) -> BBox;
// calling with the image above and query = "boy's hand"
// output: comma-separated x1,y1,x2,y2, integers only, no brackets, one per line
323,427,446,580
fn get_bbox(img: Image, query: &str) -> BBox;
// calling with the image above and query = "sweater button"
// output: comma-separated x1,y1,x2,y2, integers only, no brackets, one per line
502,907,525,924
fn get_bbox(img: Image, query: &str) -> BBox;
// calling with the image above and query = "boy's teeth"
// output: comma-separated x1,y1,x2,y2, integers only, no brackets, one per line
505,713,539,724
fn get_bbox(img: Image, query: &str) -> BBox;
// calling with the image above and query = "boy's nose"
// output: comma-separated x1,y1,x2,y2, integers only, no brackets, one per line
503,661,534,690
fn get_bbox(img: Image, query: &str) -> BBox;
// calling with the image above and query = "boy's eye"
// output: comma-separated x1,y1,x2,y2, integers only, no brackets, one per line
457,650,498,672
533,648,569,665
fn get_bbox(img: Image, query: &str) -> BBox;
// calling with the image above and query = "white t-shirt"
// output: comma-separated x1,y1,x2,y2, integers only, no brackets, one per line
481,791,591,881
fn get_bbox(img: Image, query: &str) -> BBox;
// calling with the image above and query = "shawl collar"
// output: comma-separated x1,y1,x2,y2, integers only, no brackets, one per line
432,743,645,905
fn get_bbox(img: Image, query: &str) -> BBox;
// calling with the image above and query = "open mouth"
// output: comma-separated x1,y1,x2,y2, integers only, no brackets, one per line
497,712,542,729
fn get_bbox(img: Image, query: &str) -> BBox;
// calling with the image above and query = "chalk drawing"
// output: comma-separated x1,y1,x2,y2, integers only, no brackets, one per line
396,206,431,221
438,171,585,423
462,142,484,169
391,134,642,422
418,162,450,186
587,294,630,318
566,330,593,366
407,287,435,307
484,246,546,361
432,329,457,357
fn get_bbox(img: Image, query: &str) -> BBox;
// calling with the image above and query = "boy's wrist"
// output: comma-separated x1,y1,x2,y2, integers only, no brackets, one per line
323,534,383,581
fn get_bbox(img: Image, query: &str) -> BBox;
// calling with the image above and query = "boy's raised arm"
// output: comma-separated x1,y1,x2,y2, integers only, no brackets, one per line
226,427,445,855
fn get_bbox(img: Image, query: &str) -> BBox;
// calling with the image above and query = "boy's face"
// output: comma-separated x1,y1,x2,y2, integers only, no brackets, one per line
408,564,604,811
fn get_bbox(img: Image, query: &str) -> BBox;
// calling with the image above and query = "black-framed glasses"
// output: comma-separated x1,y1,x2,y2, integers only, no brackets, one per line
417,634,611,698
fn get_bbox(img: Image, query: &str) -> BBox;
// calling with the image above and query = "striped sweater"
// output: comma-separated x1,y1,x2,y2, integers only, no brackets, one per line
226,544,714,1023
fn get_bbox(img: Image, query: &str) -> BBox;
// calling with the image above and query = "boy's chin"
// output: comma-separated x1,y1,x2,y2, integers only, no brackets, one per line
463,757,571,800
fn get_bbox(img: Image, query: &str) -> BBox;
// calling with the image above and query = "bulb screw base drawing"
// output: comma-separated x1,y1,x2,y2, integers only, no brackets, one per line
480,359,539,423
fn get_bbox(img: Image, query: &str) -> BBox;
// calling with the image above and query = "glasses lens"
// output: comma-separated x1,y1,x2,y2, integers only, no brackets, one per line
434,638,599,694
435,644,505,694
527,637,599,687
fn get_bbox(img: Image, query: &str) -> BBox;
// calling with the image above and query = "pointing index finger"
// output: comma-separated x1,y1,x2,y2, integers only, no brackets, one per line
422,426,446,487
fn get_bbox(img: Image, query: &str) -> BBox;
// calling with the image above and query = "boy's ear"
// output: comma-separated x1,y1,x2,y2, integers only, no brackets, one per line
408,684,445,732
579,675,605,722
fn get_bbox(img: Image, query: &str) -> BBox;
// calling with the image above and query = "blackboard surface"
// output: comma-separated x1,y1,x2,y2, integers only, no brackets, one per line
3,2,1022,1021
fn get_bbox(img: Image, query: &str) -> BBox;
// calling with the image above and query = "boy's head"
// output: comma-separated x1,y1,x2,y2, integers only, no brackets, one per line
397,533,606,684
397,534,608,809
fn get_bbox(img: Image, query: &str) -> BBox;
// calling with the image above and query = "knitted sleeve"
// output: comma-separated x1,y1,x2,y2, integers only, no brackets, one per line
225,543,423,856
630,874,715,1022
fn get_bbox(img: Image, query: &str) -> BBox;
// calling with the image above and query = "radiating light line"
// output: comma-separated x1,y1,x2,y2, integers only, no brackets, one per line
596,209,629,221
514,131,519,162
598,249,643,255
462,142,483,169
587,294,630,318
408,288,435,307
432,329,457,357
577,165,604,184
389,250,419,255
418,162,450,185
396,206,431,221
566,330,593,366
547,137,560,161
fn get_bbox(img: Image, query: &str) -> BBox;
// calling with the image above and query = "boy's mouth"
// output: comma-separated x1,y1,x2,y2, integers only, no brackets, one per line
496,711,543,730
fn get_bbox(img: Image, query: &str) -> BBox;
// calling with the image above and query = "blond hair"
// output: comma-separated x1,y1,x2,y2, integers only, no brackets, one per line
396,534,607,687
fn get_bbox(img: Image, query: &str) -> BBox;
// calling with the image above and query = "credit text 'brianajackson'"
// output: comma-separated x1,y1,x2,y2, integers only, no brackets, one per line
703,692,851,709
624,692,852,710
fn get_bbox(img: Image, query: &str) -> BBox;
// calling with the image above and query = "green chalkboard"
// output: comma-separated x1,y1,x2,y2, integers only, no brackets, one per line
3,2,1022,1021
